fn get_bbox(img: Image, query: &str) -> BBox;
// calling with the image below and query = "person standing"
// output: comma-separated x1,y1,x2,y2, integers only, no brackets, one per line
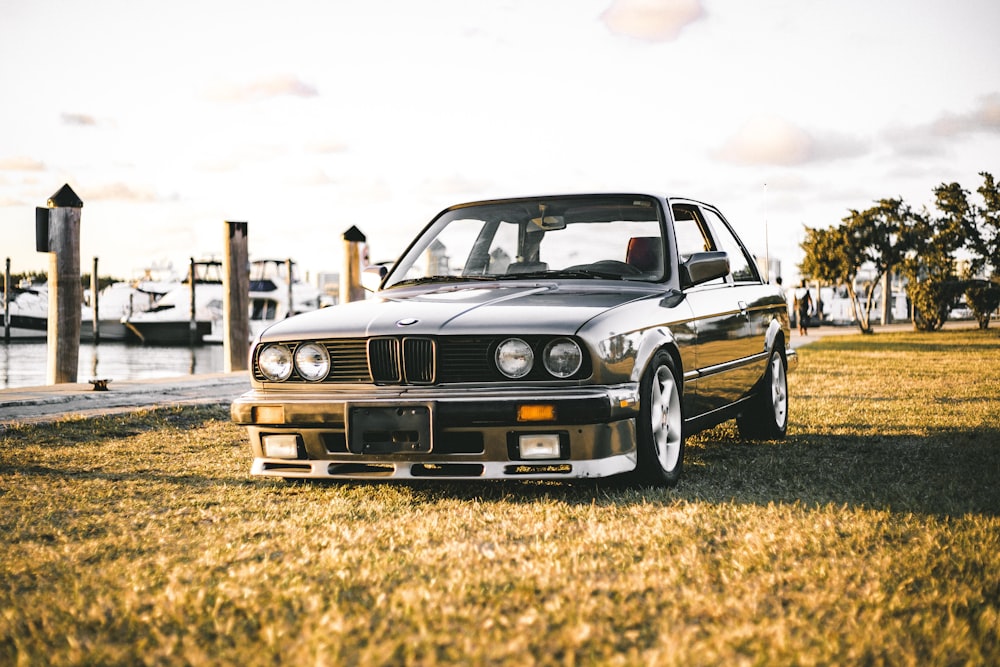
794,280,813,336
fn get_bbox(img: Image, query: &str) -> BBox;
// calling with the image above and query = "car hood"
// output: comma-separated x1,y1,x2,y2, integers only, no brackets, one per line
258,281,660,340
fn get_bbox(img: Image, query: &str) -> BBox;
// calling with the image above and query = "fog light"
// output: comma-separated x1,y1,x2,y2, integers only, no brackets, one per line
262,434,301,459
518,434,561,459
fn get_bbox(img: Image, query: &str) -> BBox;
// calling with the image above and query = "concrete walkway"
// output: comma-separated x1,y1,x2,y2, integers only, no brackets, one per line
790,321,903,348
0,372,250,426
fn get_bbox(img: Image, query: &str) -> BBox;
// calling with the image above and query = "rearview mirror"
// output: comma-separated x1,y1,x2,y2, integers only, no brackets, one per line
361,263,390,292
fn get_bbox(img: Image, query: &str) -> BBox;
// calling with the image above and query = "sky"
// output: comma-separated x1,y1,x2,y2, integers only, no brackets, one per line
1,0,998,284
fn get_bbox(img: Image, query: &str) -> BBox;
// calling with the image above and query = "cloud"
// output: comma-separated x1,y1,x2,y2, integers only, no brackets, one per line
881,127,946,158
84,183,160,202
715,115,812,166
61,112,98,126
929,93,1000,137
0,157,46,171
421,174,494,197
283,168,336,187
882,93,1000,158
208,74,319,102
196,144,288,172
601,0,704,42
308,139,350,155
715,115,869,166
809,131,871,163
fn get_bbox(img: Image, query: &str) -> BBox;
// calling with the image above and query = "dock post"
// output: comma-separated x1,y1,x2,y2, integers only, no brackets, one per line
188,257,197,346
38,184,83,385
91,256,100,342
286,258,294,317
223,221,249,372
340,226,366,304
3,258,10,342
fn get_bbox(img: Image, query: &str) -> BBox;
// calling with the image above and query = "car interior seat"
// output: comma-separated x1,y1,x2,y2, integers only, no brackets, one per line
626,237,662,272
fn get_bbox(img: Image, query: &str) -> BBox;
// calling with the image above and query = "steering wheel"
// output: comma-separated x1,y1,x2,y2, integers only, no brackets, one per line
580,260,644,276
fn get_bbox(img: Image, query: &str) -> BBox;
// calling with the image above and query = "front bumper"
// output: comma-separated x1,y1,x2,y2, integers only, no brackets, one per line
231,384,641,481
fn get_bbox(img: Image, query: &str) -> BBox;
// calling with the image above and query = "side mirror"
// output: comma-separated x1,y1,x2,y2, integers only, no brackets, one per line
681,251,729,288
361,263,390,292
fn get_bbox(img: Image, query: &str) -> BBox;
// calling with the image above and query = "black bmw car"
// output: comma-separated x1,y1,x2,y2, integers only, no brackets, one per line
231,193,795,486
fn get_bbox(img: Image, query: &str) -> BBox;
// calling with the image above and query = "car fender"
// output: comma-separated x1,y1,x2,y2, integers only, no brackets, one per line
763,317,784,356
763,316,797,372
631,327,681,384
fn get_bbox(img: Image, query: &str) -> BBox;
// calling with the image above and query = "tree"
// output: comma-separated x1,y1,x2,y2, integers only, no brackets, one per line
962,172,1000,329
799,224,864,328
964,279,1000,329
974,172,1000,275
847,198,913,329
900,183,972,331
803,173,998,333
800,199,912,334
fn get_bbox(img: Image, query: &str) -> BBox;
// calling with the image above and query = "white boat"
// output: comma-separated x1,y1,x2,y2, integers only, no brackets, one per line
204,259,322,343
82,278,179,340
1,273,179,341
122,260,224,345
1,281,48,339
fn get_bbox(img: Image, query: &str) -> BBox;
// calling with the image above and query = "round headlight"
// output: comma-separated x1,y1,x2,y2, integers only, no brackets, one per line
495,338,534,378
294,342,330,382
543,338,583,378
258,344,293,382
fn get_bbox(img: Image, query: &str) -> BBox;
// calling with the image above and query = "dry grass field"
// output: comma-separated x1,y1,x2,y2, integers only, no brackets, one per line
1,329,998,665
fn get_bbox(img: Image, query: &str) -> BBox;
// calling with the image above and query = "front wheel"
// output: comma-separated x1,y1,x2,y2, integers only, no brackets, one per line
737,347,788,440
634,351,684,487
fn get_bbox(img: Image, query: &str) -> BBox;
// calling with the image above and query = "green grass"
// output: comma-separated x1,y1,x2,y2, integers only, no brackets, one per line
2,329,998,665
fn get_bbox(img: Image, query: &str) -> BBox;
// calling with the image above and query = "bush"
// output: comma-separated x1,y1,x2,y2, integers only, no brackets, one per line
965,279,1000,329
909,278,965,331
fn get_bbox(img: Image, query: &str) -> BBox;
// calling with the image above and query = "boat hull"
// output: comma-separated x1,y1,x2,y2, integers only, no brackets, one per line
4,314,130,341
123,320,212,345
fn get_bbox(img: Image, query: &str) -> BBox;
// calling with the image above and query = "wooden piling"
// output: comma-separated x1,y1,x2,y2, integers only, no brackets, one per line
3,258,10,342
91,257,100,342
42,184,83,385
223,221,249,372
340,226,366,304
188,257,197,346
286,258,294,317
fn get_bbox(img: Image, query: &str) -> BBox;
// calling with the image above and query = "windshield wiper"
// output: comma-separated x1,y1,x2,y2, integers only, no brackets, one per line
496,269,625,280
390,275,497,288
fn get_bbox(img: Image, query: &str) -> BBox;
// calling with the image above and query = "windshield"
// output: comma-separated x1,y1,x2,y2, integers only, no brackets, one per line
383,195,667,288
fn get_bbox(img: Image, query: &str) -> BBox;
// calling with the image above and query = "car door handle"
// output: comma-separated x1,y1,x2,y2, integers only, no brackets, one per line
738,301,749,321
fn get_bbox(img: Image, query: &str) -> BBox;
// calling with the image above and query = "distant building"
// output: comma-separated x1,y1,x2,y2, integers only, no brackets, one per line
316,272,340,307
755,257,782,284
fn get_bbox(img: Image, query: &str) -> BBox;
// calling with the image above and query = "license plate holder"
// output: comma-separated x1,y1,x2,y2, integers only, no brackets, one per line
348,404,433,454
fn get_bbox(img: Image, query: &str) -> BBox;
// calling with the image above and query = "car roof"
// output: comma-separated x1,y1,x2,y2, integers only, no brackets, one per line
442,192,713,212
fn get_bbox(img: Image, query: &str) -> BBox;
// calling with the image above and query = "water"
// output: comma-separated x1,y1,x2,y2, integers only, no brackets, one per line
0,340,226,389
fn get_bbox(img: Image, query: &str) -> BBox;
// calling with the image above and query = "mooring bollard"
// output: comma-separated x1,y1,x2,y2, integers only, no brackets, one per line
285,258,294,317
223,221,249,372
340,226,366,304
188,257,198,346
36,184,83,385
91,256,100,342
3,258,10,342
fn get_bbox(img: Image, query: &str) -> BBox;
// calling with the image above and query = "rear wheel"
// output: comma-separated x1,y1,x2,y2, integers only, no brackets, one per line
737,347,788,439
634,350,684,487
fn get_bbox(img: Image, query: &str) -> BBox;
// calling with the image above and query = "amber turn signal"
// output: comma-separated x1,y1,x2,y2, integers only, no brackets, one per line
517,404,556,422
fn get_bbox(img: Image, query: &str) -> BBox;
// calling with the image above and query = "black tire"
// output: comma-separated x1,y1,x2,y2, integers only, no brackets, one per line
634,350,684,487
737,347,789,440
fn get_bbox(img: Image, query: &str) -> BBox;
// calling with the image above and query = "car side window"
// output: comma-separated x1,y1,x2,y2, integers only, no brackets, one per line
671,205,713,261
700,208,759,283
